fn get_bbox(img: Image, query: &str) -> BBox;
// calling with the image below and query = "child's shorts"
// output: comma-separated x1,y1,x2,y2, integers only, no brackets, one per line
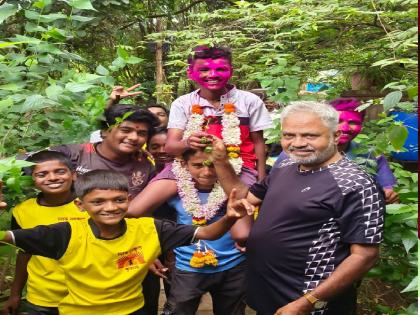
24,301,58,315
164,261,246,315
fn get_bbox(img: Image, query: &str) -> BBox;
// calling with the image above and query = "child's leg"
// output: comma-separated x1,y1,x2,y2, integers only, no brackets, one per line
165,268,205,315
142,272,160,315
209,262,246,315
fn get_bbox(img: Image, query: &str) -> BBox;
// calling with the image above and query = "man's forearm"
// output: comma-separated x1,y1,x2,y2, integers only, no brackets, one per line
304,245,379,301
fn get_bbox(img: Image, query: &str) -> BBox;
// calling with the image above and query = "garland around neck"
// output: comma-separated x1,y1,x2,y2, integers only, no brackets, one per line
174,102,243,225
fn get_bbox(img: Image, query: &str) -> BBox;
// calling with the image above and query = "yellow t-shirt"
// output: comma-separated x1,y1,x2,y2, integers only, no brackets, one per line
12,198,88,307
58,218,161,315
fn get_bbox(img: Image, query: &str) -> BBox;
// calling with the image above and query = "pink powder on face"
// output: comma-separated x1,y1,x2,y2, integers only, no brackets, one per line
338,111,364,145
187,58,233,90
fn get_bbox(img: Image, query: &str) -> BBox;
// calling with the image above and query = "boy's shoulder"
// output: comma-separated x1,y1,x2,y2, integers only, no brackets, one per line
13,197,38,213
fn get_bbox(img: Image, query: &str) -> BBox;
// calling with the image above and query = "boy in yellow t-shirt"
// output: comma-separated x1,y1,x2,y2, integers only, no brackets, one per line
4,151,88,315
0,169,249,315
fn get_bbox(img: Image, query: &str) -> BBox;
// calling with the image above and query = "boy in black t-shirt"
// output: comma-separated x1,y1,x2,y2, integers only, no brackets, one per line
0,169,248,315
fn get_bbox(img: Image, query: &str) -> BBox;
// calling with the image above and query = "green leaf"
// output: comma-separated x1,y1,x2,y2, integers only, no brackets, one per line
46,84,64,100
383,91,402,112
95,65,109,76
388,125,408,151
126,56,144,64
70,15,95,22
0,3,19,24
401,276,418,293
65,0,96,11
65,82,95,93
117,47,129,60
21,95,48,112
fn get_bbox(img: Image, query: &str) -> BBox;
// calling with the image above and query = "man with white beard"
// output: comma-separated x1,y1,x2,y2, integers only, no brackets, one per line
210,101,385,315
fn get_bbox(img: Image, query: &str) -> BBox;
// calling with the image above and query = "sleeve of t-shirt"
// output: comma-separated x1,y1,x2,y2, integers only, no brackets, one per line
154,219,198,253
336,181,385,244
249,170,274,200
167,98,189,130
10,215,21,230
248,96,272,132
12,222,71,259
375,155,397,188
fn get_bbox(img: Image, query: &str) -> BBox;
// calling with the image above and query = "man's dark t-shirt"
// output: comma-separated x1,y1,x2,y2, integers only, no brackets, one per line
52,143,154,198
246,157,384,315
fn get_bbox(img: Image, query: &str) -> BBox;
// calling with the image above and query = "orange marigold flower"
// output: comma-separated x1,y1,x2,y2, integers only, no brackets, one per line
191,104,203,114
224,103,236,113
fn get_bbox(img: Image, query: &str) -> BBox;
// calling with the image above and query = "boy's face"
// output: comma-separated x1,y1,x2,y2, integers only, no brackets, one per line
338,111,363,145
149,133,173,167
147,107,168,128
32,160,75,195
102,121,149,155
184,151,217,190
75,189,129,227
187,58,233,91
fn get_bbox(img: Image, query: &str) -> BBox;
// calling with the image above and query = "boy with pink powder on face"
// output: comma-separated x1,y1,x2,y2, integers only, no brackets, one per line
128,45,271,217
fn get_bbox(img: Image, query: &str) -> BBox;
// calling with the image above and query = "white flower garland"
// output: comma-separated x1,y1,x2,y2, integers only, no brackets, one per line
173,103,243,223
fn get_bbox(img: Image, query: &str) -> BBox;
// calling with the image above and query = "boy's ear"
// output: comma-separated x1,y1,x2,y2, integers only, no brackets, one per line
74,198,85,212
71,172,77,182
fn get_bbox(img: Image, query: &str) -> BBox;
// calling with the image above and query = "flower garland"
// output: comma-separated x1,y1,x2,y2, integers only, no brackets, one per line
175,102,243,269
172,158,225,225
173,103,243,226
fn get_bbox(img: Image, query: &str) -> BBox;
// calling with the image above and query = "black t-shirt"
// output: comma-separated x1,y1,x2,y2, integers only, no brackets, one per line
12,219,197,260
246,157,384,315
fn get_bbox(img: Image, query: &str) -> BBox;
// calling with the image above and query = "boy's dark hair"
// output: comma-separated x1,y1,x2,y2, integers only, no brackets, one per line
74,169,128,198
147,127,168,146
25,150,74,175
187,45,232,66
182,148,199,161
101,104,160,138
146,103,169,115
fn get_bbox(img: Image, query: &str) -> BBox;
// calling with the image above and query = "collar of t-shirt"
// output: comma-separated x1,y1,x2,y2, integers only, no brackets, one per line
88,218,127,240
193,84,237,110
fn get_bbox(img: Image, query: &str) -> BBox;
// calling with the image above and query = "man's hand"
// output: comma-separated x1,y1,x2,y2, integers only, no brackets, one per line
0,181,7,210
109,84,143,104
274,297,313,315
383,188,399,204
148,259,168,279
226,189,255,219
2,294,20,315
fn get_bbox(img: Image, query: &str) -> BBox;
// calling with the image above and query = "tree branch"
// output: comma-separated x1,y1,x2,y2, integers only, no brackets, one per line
147,0,206,18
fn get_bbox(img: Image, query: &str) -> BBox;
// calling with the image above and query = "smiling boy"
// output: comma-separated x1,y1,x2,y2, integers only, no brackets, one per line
4,151,87,315
0,169,248,315
53,104,159,199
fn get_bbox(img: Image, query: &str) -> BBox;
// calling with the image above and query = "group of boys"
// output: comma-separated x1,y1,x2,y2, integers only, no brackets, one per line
0,45,391,315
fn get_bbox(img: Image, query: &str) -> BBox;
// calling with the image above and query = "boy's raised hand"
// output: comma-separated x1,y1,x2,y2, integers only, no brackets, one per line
109,83,142,103
226,188,255,219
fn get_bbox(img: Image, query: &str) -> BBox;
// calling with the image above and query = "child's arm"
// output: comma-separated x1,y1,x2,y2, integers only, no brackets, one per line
127,179,178,217
195,189,255,240
0,223,71,260
250,130,267,181
165,128,208,156
3,252,31,315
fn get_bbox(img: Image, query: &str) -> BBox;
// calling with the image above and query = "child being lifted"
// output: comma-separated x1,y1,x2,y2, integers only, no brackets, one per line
0,169,250,315
129,45,271,215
